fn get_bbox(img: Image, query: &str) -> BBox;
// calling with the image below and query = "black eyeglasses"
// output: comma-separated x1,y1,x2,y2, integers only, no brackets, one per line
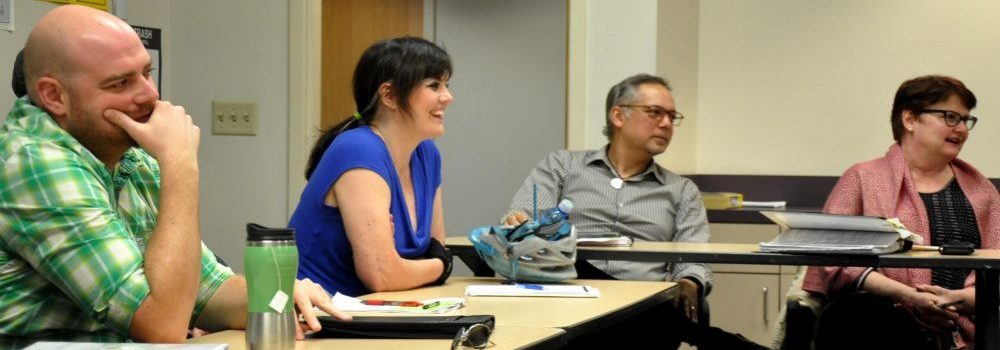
451,323,494,350
618,104,684,126
919,109,978,130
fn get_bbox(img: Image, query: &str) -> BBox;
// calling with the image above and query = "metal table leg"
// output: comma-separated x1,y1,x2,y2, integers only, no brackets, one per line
975,269,999,349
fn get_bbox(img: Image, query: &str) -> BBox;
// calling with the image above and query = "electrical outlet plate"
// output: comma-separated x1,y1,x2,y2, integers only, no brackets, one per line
211,101,257,135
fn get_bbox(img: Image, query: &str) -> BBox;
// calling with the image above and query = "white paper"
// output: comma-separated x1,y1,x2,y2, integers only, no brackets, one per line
761,211,897,232
741,201,786,208
331,293,464,314
465,284,600,298
577,235,633,247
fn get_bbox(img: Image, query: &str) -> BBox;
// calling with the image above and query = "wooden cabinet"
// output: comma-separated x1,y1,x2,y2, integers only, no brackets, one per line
707,223,797,346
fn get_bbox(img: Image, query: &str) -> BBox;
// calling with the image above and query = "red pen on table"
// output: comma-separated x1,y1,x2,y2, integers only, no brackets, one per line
361,299,423,307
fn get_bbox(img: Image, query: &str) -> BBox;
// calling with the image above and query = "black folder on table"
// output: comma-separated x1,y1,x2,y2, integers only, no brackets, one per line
314,315,495,339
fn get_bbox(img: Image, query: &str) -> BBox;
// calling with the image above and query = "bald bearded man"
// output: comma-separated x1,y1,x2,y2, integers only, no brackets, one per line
0,5,347,346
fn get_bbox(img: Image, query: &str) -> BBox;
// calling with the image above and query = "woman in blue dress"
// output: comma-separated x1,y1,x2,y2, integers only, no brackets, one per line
290,37,454,296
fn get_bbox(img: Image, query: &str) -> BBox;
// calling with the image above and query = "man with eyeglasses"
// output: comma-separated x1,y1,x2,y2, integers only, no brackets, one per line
502,74,765,349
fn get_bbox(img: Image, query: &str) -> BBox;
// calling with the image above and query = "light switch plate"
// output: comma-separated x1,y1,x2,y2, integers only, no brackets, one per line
211,101,257,135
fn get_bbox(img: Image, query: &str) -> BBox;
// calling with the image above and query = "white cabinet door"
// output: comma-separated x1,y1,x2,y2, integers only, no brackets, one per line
710,272,782,346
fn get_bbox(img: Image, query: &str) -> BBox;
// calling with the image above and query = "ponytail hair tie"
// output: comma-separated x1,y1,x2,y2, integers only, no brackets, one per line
339,112,364,133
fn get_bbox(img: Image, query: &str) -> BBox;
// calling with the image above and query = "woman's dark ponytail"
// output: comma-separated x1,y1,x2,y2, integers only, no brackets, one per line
305,116,359,180
303,36,452,180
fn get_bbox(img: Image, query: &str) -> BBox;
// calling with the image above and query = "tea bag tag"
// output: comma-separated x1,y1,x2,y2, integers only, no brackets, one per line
269,290,289,312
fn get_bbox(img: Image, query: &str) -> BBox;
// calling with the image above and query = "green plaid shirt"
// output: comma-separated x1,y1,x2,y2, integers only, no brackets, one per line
0,97,234,345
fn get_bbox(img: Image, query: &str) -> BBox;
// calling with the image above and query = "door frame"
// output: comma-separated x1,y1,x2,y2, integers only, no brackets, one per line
287,0,322,218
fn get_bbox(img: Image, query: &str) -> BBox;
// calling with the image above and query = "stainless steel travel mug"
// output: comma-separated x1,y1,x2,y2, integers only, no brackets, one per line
245,223,298,350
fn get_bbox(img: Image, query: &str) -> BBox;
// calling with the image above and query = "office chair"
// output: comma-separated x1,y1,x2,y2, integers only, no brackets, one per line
773,268,822,350
13,49,27,98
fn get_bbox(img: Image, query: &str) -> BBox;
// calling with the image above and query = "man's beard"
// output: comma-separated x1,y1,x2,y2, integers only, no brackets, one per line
66,99,142,163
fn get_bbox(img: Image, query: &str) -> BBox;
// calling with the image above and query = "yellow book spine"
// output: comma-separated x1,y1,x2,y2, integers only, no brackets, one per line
701,192,743,210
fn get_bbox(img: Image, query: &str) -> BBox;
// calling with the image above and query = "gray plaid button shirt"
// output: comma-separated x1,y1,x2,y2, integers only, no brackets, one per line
506,147,712,290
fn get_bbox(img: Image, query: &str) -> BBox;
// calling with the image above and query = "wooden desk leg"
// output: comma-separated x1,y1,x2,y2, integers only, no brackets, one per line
975,269,999,349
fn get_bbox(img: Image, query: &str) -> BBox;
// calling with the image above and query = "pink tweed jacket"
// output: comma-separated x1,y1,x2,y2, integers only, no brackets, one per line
802,144,1000,343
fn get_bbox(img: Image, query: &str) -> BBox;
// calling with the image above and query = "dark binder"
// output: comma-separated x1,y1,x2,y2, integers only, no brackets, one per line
314,315,495,339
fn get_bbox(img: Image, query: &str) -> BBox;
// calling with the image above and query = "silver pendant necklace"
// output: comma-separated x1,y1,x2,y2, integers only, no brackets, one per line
610,177,623,189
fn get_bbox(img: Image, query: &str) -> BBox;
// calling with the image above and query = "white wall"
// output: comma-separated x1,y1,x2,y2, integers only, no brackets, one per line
568,0,700,175
656,0,699,175
696,0,1000,176
433,0,567,234
568,0,659,150
165,1,291,271
0,0,56,116
570,0,1000,178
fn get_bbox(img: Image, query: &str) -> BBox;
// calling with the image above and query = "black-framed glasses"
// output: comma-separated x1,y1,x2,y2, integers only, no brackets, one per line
618,104,685,126
920,109,978,130
451,323,494,350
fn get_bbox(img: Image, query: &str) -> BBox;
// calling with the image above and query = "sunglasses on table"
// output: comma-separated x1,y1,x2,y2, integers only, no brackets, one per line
451,323,494,350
